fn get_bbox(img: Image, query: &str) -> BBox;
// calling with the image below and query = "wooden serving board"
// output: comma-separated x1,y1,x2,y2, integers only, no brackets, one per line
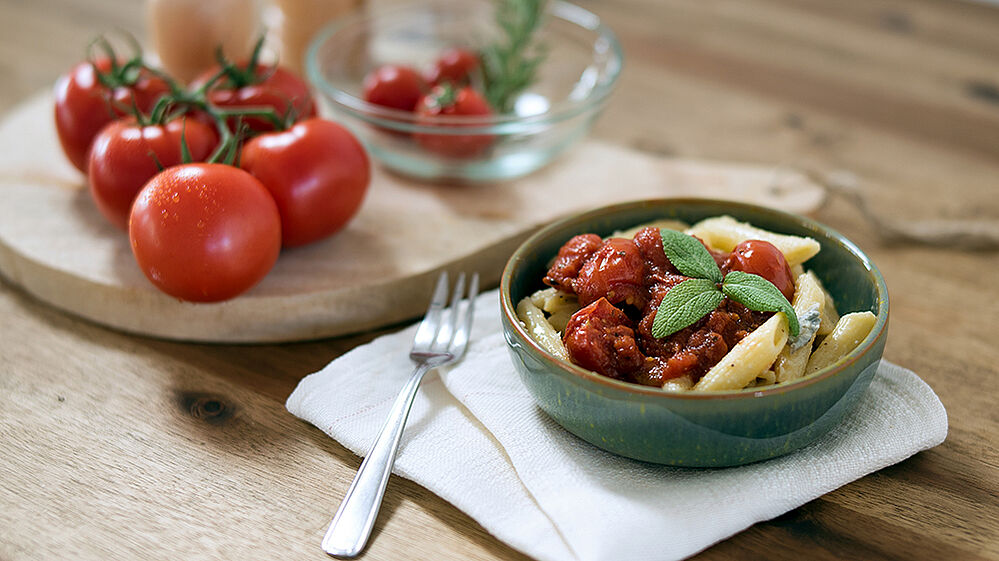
0,92,824,342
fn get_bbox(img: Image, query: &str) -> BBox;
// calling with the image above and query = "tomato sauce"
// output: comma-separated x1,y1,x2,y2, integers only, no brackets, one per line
544,227,777,387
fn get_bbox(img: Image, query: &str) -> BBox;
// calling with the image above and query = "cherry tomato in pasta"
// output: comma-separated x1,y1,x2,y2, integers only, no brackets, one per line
723,239,795,301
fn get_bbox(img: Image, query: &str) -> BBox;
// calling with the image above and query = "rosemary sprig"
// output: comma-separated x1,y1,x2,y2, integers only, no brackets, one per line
480,0,548,114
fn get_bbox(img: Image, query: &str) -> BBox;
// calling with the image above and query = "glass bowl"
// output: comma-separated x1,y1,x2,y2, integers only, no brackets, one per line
306,0,623,182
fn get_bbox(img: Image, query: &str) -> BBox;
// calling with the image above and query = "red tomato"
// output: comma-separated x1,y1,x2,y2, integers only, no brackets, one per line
723,240,795,302
413,85,494,158
54,58,171,172
240,119,370,247
129,163,281,302
191,63,316,133
87,118,217,230
425,48,480,86
362,65,426,112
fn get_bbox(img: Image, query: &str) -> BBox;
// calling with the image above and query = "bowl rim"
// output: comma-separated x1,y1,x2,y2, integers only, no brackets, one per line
305,0,624,134
499,198,890,401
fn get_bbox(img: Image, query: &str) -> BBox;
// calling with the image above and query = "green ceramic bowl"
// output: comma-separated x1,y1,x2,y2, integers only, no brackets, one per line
500,199,889,467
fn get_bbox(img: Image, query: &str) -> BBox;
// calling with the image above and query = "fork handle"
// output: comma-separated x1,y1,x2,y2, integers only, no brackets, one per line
321,362,433,558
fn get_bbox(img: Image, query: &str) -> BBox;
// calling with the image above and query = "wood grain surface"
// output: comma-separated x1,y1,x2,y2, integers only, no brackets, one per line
1,0,998,560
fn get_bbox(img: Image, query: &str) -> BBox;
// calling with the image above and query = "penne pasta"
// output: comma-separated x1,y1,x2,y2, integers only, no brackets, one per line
692,312,790,391
686,215,820,266
528,287,580,332
805,311,877,375
662,375,694,392
529,287,555,309
547,307,577,333
542,289,579,316
815,276,840,336
774,271,826,383
748,370,777,388
517,297,570,361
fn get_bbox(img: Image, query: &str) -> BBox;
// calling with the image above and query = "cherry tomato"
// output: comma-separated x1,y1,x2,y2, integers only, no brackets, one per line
240,119,370,247
191,63,316,133
413,85,494,158
87,117,217,230
129,163,281,302
54,58,170,172
362,65,426,112
574,238,647,309
723,240,795,301
425,48,480,86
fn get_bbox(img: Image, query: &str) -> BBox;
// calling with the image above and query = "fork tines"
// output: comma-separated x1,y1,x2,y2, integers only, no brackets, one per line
412,271,479,359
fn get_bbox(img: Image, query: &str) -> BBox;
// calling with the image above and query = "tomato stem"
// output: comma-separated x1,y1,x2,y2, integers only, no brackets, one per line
146,149,166,172
179,119,193,164
220,122,246,166
432,82,458,109
87,34,146,90
80,33,296,167
129,59,288,163
146,96,172,125
216,106,286,130
210,36,269,90
192,67,229,96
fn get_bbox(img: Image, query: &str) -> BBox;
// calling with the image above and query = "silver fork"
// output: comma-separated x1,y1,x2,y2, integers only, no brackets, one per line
321,271,479,558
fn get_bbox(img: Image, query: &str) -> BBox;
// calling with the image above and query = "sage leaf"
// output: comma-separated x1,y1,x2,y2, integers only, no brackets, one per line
651,278,725,338
722,271,800,337
660,228,723,283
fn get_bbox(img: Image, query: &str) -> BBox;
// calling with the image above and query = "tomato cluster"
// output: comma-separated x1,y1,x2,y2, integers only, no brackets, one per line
362,48,495,158
54,42,370,302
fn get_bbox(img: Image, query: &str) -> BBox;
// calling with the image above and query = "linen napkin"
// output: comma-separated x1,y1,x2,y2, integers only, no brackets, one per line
287,289,948,561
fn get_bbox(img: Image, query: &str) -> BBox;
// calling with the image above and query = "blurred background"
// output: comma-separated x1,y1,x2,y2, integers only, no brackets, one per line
3,0,996,215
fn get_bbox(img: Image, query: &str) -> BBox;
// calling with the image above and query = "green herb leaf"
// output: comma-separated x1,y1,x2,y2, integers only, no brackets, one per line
660,228,723,283
651,278,725,338
480,0,547,113
722,271,800,337
179,117,192,164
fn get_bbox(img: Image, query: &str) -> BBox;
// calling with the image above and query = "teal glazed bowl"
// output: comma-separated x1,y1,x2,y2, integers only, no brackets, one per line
500,199,889,467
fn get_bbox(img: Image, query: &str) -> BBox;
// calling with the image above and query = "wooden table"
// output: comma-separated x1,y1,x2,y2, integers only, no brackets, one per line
2,0,997,559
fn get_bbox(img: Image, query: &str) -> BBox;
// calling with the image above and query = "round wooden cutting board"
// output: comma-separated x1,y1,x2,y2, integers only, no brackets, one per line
0,92,825,342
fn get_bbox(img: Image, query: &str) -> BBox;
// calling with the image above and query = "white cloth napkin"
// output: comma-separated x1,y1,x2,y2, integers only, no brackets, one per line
287,289,948,561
